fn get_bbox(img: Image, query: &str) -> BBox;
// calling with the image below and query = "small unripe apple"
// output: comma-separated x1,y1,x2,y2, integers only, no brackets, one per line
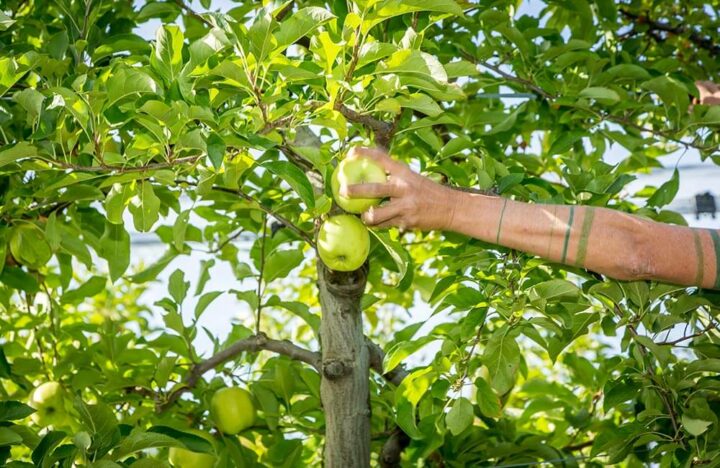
210,387,255,435
317,215,370,272
29,381,71,428
169,447,216,468
331,156,387,213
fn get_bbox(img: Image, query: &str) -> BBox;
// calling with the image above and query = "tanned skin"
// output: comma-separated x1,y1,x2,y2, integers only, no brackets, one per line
341,147,720,291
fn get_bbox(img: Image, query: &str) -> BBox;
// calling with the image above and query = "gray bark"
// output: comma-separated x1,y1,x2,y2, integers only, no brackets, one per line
318,261,370,467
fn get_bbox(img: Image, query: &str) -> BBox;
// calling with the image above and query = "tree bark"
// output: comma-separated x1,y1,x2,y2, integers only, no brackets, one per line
318,261,370,467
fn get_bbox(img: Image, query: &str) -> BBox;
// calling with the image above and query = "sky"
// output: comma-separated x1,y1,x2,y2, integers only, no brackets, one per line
126,0,720,364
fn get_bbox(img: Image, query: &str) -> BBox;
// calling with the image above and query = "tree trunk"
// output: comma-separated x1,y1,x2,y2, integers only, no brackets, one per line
317,262,370,467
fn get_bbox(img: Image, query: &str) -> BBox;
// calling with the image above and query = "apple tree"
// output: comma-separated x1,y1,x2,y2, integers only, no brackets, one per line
1,0,719,466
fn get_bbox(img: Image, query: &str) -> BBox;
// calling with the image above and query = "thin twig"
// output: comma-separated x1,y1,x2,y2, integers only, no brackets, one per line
619,8,720,57
657,322,717,346
173,0,213,28
256,215,268,335
50,155,202,173
158,333,321,411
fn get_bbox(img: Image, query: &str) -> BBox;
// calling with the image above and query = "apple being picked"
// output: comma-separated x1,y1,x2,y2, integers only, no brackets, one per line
210,387,256,435
317,215,370,272
331,154,387,213
29,381,71,427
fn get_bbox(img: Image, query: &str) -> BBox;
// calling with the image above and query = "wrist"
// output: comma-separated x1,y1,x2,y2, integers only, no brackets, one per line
439,187,462,231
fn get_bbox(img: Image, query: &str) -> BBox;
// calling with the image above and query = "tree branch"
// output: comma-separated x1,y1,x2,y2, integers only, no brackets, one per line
159,333,321,411
657,321,717,346
173,0,213,28
379,427,411,468
335,103,396,148
50,155,203,173
619,8,720,58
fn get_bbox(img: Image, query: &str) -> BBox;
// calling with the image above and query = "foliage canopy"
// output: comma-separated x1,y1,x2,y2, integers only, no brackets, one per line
1,0,719,466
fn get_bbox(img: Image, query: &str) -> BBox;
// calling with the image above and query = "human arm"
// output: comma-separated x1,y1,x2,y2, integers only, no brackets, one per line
342,147,720,290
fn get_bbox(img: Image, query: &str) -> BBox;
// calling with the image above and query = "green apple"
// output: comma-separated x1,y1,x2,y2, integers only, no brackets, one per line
331,156,387,213
29,381,71,427
169,447,216,468
210,387,255,435
317,215,370,272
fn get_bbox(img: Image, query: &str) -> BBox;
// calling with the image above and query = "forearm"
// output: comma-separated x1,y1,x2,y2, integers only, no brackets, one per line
446,192,720,289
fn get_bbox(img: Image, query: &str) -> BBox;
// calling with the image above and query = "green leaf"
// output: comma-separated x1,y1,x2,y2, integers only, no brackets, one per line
92,33,152,62
647,169,679,208
483,328,520,394
603,379,637,412
189,29,229,67
113,430,184,459
642,76,689,115
32,431,66,467
383,336,437,373
377,49,448,83
206,132,225,170
13,88,44,120
395,93,443,116
10,224,52,269
376,0,463,18
681,415,712,436
195,291,222,319
264,161,315,209
475,377,502,418
147,427,213,453
0,142,36,167
104,184,133,224
74,399,120,458
579,86,621,104
0,427,22,446
105,68,157,109
263,248,304,283
530,279,580,302
99,222,130,282
248,12,277,63
47,30,69,60
0,11,15,30
129,182,160,232
369,230,410,286
0,266,40,293
446,397,474,435
357,42,397,69
127,247,175,283
195,259,215,295
150,25,184,83
169,269,189,305
61,276,106,304
0,401,35,421
274,7,335,51
173,209,191,251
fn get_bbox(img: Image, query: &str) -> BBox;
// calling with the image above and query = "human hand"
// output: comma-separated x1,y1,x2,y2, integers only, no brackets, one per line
695,80,720,105
339,147,458,231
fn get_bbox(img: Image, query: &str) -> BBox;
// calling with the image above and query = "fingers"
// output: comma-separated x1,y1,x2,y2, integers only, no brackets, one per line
372,218,404,229
362,204,403,226
343,182,398,199
347,147,405,173
696,80,720,93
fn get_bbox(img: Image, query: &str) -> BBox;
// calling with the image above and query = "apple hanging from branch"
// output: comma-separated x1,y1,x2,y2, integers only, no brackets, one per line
317,215,370,272
210,387,256,435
